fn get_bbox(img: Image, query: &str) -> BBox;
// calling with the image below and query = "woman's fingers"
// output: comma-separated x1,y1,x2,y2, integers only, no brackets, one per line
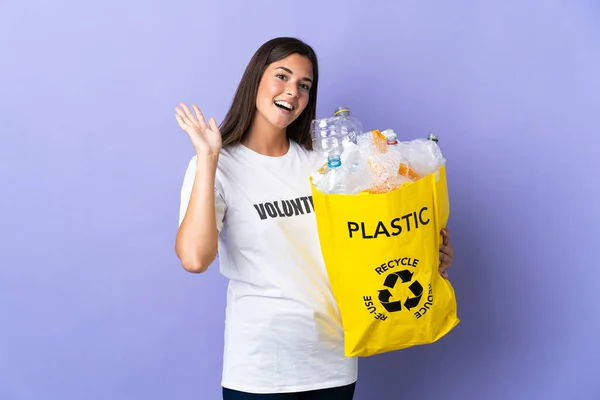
208,117,220,133
192,104,207,126
175,113,186,128
180,103,197,123
175,107,189,124
442,228,451,246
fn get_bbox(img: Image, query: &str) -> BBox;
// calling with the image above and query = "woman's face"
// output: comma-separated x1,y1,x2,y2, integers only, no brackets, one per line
254,53,314,131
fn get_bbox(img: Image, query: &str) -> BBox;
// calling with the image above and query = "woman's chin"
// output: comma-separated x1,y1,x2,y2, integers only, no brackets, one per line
269,116,296,130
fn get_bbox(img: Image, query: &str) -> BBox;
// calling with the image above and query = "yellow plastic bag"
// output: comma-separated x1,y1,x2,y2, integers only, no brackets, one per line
311,165,459,357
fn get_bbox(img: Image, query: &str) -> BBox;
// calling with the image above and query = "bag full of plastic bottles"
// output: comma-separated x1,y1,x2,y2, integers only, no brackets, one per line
309,107,460,357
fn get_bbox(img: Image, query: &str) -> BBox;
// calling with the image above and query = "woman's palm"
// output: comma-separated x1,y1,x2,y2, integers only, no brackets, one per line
175,103,222,156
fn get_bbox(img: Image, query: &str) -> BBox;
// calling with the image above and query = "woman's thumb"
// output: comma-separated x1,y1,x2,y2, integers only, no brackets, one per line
208,117,220,133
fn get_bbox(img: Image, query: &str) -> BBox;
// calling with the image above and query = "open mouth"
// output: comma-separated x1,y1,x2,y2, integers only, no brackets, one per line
274,100,294,111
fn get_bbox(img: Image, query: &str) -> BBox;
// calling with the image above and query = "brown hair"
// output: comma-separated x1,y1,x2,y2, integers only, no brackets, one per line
219,37,319,150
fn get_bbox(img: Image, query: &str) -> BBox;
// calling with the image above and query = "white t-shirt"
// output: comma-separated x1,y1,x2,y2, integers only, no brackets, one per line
178,140,358,394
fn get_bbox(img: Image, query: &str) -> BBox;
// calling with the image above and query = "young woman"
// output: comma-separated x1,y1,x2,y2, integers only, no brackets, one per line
175,37,454,400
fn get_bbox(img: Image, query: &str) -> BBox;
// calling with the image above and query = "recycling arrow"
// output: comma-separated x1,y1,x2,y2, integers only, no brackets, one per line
383,270,413,288
378,289,402,312
378,289,392,303
383,273,399,289
397,269,413,283
403,280,424,310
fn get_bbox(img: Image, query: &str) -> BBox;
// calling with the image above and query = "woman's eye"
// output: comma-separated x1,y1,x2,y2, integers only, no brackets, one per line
276,74,287,80
300,83,310,91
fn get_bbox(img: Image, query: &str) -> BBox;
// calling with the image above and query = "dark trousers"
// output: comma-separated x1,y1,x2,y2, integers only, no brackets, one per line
222,382,356,400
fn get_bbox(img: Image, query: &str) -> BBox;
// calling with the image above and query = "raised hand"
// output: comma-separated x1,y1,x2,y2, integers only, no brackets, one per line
175,103,222,157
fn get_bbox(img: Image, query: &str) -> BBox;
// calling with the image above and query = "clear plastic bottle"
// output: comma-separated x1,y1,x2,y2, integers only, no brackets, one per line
427,133,439,143
333,107,364,144
310,108,368,194
406,133,446,177
426,133,445,171
310,119,349,194
311,117,343,159
311,107,366,159
316,154,349,194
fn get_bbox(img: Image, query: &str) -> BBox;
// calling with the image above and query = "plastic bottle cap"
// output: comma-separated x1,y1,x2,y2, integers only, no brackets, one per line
427,134,439,142
334,107,350,117
328,155,342,168
386,132,398,144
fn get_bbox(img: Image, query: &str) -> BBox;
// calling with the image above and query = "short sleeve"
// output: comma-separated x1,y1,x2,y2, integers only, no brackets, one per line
178,155,227,232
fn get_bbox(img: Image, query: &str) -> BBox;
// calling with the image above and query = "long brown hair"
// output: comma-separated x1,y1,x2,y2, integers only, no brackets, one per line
219,37,319,150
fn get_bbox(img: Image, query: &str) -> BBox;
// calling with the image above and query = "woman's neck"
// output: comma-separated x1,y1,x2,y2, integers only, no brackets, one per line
242,113,289,157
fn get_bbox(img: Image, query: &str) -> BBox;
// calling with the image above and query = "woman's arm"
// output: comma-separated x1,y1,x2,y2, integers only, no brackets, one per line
174,103,223,273
175,155,219,273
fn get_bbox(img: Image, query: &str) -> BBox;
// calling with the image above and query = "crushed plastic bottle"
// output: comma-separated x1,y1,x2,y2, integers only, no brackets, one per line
405,134,446,177
333,107,364,145
310,107,366,160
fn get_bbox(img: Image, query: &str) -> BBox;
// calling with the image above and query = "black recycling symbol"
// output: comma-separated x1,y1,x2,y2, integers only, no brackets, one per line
378,270,423,313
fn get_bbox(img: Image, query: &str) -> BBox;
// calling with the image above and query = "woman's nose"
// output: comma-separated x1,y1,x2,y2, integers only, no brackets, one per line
286,84,298,98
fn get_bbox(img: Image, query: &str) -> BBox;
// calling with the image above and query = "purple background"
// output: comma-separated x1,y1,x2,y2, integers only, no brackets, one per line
1,1,599,399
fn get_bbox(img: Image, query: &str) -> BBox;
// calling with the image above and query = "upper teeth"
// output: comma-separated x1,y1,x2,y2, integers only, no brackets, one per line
275,101,293,110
